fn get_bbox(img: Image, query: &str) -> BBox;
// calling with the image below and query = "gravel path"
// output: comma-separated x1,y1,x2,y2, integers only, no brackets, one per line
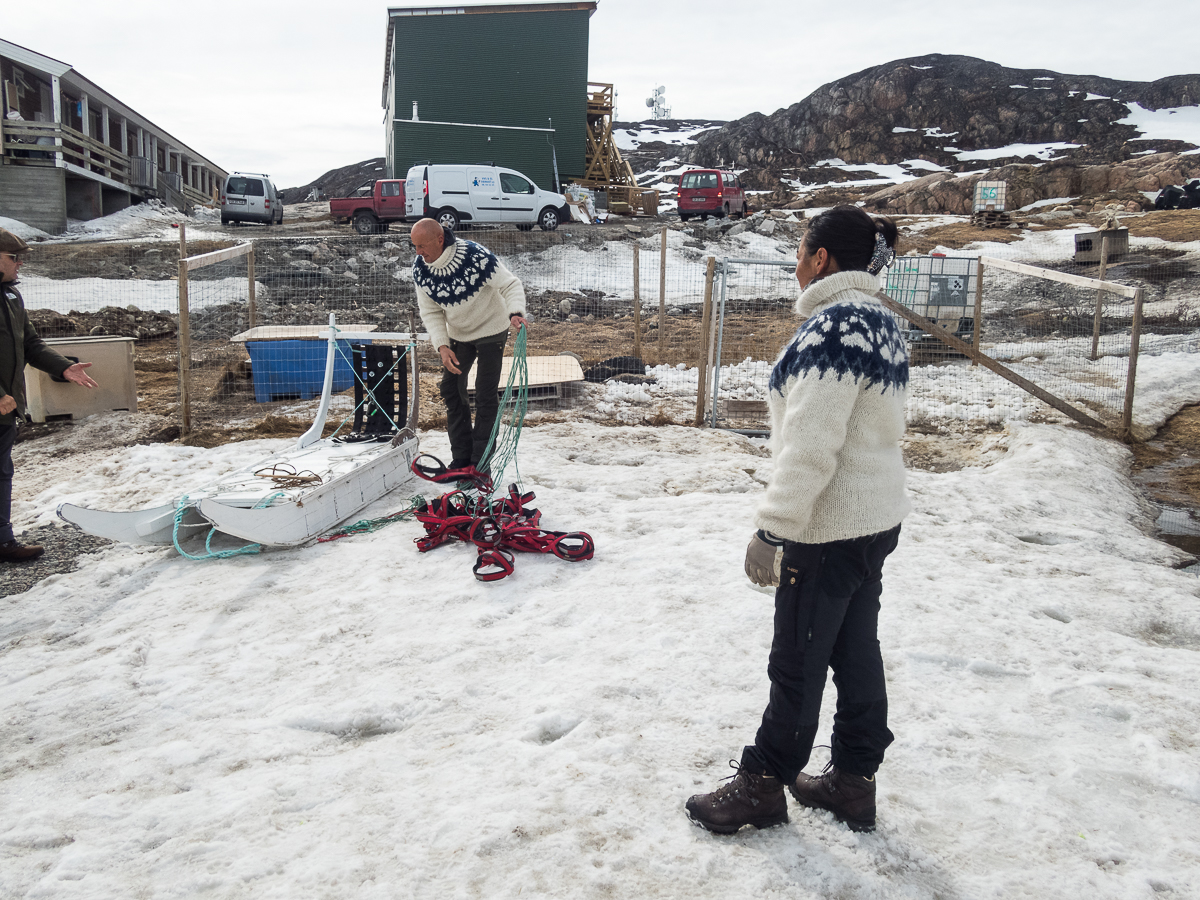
0,524,113,597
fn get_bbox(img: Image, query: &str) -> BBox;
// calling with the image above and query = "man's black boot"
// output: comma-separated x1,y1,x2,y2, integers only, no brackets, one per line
789,763,877,832
685,760,789,835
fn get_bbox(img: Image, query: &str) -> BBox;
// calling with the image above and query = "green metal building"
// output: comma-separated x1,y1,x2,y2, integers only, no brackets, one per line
382,2,596,190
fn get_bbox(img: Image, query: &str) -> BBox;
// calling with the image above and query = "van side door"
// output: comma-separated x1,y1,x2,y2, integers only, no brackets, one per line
429,168,471,219
467,167,502,223
498,170,537,223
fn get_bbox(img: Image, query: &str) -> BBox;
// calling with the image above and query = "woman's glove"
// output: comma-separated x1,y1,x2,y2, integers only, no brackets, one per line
744,530,785,587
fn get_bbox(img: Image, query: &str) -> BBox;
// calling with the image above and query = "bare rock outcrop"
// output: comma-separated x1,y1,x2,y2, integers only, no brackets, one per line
687,54,1200,193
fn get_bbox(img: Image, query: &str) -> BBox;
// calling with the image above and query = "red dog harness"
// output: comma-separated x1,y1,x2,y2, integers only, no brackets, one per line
410,455,595,581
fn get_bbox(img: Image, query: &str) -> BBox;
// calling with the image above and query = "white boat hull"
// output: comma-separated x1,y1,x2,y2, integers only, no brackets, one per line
56,316,429,553
198,436,420,546
59,434,420,549
57,502,211,546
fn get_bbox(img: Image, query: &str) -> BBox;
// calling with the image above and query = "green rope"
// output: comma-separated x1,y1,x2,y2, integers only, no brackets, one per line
475,326,530,496
320,328,530,541
317,495,427,542
171,492,282,561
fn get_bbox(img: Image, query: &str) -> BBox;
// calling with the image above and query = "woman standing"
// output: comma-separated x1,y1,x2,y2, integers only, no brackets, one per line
686,206,910,835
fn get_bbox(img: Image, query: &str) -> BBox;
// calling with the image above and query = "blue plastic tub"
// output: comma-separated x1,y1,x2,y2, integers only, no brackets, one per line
246,339,367,403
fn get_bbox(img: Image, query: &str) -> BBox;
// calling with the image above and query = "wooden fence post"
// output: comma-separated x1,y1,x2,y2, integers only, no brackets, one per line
972,259,984,365
177,224,192,436
631,243,642,362
1121,287,1145,442
694,256,717,426
1091,233,1110,360
247,244,257,329
657,225,667,361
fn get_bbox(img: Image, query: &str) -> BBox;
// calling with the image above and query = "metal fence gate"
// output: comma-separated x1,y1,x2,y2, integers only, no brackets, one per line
706,257,798,432
705,253,1167,439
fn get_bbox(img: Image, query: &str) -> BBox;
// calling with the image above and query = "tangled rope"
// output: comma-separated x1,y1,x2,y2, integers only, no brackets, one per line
408,473,594,581
254,463,323,489
171,491,284,561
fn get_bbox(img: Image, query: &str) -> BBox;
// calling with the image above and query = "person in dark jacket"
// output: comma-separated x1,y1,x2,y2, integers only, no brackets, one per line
0,228,98,562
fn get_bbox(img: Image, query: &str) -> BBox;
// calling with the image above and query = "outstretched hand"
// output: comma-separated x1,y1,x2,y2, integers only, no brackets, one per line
63,362,98,388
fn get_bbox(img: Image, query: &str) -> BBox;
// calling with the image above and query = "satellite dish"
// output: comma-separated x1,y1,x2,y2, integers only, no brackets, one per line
648,86,670,121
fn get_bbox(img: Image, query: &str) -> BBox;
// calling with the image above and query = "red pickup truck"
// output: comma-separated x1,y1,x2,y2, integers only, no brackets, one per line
329,180,407,234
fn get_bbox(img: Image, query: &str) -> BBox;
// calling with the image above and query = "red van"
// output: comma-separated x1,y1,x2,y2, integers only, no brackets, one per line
677,169,748,221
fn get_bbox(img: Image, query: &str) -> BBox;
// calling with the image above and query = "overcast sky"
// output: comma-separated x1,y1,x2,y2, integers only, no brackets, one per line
3,0,1195,188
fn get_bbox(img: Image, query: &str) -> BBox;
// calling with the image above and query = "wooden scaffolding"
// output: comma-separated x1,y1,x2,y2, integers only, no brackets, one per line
581,82,657,216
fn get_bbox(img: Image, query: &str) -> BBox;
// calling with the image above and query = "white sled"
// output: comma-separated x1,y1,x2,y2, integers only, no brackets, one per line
59,315,429,550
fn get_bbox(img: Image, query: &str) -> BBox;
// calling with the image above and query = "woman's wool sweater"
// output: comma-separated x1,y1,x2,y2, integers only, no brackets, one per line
755,269,911,545
413,240,526,349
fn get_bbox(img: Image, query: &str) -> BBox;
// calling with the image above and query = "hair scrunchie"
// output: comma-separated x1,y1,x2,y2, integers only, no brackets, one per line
867,231,895,275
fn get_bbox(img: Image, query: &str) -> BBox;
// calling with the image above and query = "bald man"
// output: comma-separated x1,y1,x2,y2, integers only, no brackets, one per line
410,219,528,475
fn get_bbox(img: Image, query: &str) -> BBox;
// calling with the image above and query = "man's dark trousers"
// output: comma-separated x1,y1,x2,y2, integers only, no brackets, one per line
744,525,901,783
440,332,506,467
0,423,17,544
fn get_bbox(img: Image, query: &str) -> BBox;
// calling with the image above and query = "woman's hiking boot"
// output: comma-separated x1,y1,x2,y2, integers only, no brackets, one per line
789,763,876,832
685,761,789,834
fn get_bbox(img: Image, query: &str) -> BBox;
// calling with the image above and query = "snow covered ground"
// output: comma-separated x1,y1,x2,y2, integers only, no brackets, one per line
2,351,1200,898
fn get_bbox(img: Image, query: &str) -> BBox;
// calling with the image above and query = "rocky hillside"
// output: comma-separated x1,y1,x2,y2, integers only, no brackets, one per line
687,54,1200,191
279,158,387,205
863,152,1200,216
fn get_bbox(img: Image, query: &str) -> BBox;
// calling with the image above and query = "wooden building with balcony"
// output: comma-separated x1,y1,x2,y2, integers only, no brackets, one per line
0,39,227,234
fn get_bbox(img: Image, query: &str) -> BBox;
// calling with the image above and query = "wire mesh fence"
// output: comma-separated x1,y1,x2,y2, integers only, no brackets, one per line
13,214,1200,440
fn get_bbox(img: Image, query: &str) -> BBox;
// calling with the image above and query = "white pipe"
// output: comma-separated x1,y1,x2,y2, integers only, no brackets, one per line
296,313,338,449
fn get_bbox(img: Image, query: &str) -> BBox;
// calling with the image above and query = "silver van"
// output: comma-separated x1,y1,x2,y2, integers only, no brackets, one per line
404,164,567,231
221,172,283,226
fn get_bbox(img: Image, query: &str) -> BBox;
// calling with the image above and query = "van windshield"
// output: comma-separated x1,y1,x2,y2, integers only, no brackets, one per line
681,172,718,190
226,177,265,197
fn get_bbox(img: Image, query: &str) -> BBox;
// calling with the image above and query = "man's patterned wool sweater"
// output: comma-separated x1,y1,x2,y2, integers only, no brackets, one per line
413,240,526,349
755,269,911,545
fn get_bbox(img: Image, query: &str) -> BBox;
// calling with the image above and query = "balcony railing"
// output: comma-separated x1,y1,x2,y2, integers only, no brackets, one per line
0,120,132,183
1,121,217,207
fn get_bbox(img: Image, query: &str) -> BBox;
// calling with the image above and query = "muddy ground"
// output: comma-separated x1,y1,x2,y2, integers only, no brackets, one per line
1130,404,1200,555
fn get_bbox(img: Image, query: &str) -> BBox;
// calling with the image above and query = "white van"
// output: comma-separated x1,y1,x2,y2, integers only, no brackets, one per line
221,172,283,226
404,164,567,231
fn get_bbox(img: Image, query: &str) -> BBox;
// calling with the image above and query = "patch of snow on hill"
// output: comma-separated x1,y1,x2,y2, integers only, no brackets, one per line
614,122,722,152
1118,103,1200,148
955,142,1082,162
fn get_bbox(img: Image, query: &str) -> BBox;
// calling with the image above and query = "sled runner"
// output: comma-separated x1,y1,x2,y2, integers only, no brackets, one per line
59,315,429,551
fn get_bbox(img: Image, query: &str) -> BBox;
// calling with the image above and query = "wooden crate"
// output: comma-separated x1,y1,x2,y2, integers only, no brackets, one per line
467,355,584,405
